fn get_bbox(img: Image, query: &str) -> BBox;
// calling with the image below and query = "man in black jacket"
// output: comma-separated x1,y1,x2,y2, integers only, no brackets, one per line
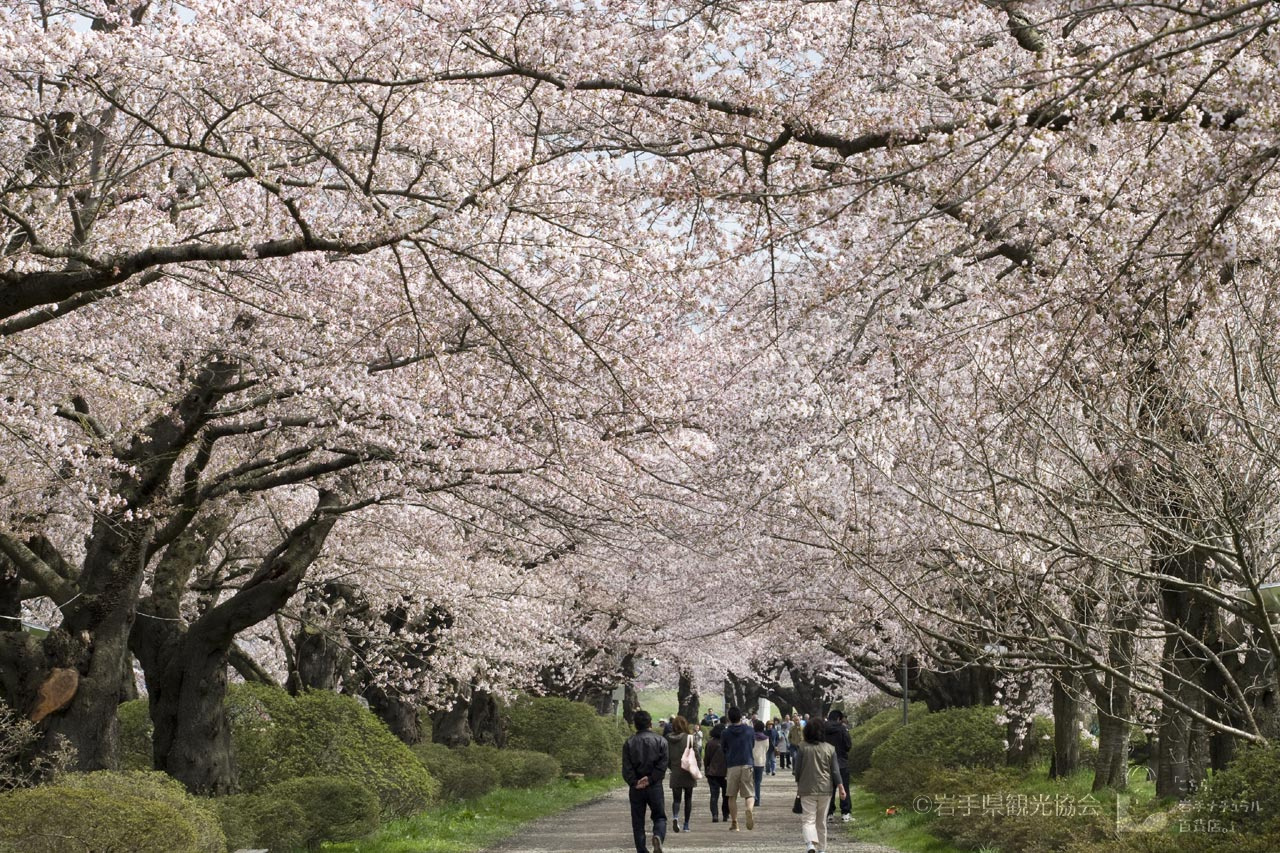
623,710,669,853
823,709,854,821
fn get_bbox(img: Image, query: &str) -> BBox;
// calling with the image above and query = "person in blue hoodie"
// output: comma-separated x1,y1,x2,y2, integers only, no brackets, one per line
719,706,757,831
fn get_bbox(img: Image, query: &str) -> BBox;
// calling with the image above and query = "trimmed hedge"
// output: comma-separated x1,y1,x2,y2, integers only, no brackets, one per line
227,684,439,817
0,786,200,853
412,742,563,801
117,699,154,771
465,744,562,788
413,742,502,800
58,771,225,853
269,775,381,849
505,696,625,778
867,704,1005,801
216,792,310,852
848,703,928,774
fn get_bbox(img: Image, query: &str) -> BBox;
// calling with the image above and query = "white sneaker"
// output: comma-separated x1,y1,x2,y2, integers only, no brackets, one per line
652,832,663,853
841,813,852,823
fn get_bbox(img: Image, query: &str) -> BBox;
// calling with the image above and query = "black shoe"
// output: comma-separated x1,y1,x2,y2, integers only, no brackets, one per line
652,833,663,853
712,816,720,823
672,821,680,834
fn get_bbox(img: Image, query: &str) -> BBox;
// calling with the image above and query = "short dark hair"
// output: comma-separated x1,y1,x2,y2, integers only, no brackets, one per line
828,709,844,721
727,706,743,723
753,719,765,732
804,719,824,744
634,710,652,731
710,723,725,739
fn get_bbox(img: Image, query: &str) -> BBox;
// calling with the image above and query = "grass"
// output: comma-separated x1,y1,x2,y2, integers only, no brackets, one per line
845,761,1160,853
322,776,622,853
634,688,780,721
848,788,965,853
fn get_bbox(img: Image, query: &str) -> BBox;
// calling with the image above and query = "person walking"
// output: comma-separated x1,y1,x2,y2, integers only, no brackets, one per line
777,717,793,770
822,709,853,822
664,715,701,834
751,719,769,804
703,722,729,823
765,719,778,775
720,706,757,831
622,710,669,853
788,713,804,769
794,719,847,853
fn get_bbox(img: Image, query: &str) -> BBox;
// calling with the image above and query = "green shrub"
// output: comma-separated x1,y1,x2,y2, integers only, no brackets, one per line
58,771,225,853
268,776,381,848
117,699,154,772
227,684,438,817
867,704,1005,801
848,703,927,774
215,792,309,852
0,786,199,853
413,742,501,800
505,696,623,778
469,745,562,788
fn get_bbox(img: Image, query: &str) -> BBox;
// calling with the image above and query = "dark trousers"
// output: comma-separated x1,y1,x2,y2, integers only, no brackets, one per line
629,783,667,853
707,775,728,819
671,785,693,824
829,765,851,816
778,748,792,769
752,765,765,803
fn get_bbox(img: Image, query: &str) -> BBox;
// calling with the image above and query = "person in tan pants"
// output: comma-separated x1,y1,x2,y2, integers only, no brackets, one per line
719,706,757,830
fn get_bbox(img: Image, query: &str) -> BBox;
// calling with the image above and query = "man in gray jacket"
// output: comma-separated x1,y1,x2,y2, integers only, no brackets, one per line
623,710,669,853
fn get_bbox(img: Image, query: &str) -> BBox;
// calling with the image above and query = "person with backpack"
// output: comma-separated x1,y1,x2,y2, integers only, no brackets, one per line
623,710,669,853
664,715,701,834
822,709,853,822
702,722,729,823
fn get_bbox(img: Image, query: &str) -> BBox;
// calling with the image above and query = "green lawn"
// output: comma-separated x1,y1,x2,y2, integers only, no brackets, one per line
322,776,622,853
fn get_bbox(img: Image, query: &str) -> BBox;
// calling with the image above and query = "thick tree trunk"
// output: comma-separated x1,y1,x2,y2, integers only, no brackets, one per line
431,700,471,746
1050,672,1081,779
366,683,422,745
468,689,504,746
293,624,347,692
150,633,237,794
621,653,640,724
139,492,342,793
1094,707,1130,791
676,669,699,722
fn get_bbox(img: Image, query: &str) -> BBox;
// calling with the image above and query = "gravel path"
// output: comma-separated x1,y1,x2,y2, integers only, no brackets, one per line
485,768,902,853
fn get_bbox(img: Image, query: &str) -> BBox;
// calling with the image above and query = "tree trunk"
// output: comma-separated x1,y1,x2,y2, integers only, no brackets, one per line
431,700,471,746
676,668,699,722
469,689,504,746
366,683,422,745
1050,672,1081,779
621,653,640,724
294,624,347,692
1093,707,1130,791
141,492,342,793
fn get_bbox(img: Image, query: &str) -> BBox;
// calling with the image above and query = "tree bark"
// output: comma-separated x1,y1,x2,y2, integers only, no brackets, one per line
676,668,699,722
1050,672,1081,779
141,491,343,794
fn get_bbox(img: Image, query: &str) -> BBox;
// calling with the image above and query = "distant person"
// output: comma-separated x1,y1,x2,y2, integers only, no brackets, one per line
664,715,701,834
794,717,846,853
822,709,853,822
751,719,769,803
765,719,779,775
720,706,757,830
787,713,804,768
703,722,729,822
623,710,669,853
777,716,793,770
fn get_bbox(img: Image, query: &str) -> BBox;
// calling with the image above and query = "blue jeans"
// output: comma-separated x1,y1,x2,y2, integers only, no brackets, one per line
752,765,765,804
629,783,666,853
766,748,776,774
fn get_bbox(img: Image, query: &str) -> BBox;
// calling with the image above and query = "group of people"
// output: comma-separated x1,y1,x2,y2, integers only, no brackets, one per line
621,706,855,853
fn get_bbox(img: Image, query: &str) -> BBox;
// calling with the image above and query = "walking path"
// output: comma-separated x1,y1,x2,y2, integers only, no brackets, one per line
485,769,902,853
